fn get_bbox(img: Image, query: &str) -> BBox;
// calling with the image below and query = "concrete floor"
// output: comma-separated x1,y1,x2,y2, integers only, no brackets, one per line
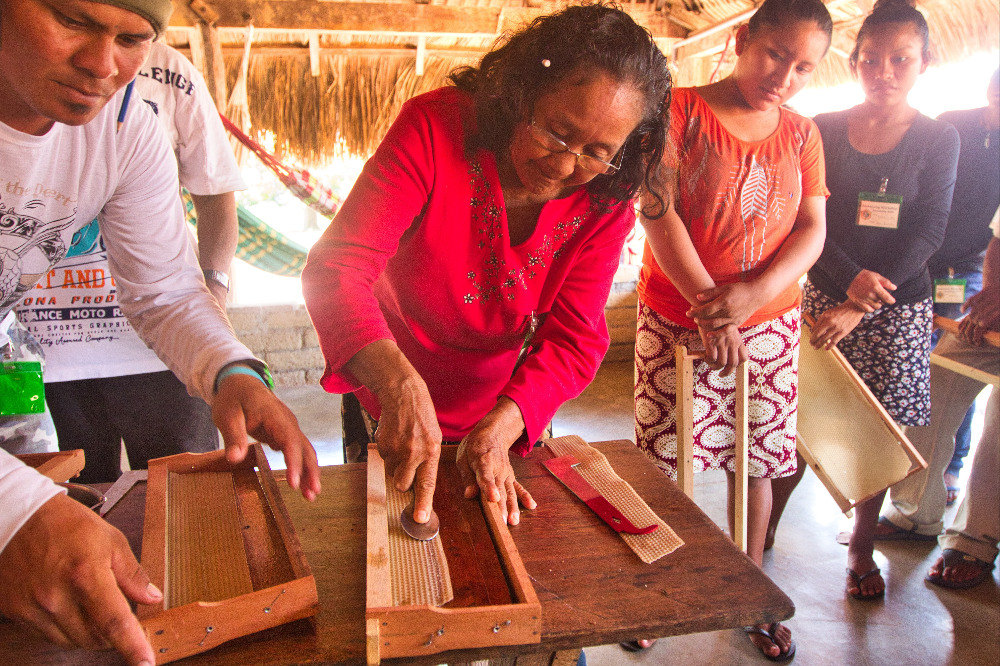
273,360,1000,666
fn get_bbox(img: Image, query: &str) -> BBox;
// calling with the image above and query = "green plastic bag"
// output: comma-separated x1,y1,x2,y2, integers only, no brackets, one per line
0,361,45,415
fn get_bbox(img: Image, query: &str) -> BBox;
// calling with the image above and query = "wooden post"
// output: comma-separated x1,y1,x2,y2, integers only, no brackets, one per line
189,0,227,112
415,35,426,76
733,362,748,552
309,32,320,77
674,345,695,499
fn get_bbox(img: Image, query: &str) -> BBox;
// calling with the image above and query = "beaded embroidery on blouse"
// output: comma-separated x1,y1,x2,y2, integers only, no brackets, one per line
464,161,586,304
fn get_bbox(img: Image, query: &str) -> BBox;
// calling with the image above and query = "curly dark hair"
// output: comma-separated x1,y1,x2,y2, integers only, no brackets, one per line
850,0,931,70
448,2,671,218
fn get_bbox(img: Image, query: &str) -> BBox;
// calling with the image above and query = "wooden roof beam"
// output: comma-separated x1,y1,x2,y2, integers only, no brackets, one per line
168,2,687,39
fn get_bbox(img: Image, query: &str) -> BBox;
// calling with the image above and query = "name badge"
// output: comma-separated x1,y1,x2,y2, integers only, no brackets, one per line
856,192,903,229
933,278,967,304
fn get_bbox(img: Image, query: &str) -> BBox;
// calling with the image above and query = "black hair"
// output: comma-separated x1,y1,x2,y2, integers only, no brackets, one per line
746,0,833,47
448,1,671,218
850,0,931,70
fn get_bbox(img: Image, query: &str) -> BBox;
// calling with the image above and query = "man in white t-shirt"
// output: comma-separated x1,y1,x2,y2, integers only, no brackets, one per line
16,42,242,482
0,0,321,662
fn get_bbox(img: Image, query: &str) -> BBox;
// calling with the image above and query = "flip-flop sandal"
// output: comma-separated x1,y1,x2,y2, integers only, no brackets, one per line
945,486,960,507
846,567,885,600
743,623,796,662
926,549,996,589
619,640,656,652
872,516,938,542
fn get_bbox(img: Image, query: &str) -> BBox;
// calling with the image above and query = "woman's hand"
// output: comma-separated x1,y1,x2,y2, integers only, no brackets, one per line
373,375,443,524
346,340,443,524
688,282,762,331
809,302,866,350
846,270,896,312
698,323,747,377
456,398,537,526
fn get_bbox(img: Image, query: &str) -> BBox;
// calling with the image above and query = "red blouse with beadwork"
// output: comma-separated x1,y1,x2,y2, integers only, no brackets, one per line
302,87,635,452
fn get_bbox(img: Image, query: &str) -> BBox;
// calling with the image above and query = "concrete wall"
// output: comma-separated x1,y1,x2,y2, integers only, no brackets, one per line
229,275,639,386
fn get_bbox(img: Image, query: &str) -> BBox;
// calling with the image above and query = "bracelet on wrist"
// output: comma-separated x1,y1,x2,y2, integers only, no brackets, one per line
214,361,275,394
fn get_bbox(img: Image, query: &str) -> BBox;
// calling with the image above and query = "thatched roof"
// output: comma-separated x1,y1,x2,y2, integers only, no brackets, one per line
164,0,1000,164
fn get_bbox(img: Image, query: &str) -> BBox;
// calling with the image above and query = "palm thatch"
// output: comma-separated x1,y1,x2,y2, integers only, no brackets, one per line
166,0,999,165
228,51,473,163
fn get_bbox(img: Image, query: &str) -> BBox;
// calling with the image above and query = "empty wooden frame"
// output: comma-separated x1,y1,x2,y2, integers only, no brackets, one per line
366,444,541,664
16,449,85,482
675,346,749,551
138,445,318,664
797,321,927,513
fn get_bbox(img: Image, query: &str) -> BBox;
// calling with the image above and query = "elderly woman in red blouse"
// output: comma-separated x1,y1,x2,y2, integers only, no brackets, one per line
302,3,670,527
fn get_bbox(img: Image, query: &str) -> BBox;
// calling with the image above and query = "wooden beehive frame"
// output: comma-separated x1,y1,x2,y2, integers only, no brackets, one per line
138,445,318,664
366,444,541,664
16,449,85,482
796,319,927,514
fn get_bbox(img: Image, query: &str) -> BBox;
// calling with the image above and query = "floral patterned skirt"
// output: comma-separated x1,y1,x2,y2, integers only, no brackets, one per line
802,281,932,427
634,301,800,480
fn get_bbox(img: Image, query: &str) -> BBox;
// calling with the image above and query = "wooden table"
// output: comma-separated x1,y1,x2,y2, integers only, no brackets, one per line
1,440,793,664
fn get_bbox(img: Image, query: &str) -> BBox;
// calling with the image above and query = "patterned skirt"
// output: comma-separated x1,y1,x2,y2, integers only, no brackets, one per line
802,281,932,426
634,300,800,480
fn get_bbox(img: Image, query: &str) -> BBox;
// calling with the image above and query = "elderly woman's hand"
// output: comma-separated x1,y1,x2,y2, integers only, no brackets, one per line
373,374,443,524
347,340,443,525
456,398,537,526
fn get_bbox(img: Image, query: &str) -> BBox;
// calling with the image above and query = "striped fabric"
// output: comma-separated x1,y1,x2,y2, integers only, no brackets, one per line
182,190,308,277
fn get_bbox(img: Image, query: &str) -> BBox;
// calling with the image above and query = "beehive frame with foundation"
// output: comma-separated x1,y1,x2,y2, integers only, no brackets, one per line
365,444,541,664
138,445,318,664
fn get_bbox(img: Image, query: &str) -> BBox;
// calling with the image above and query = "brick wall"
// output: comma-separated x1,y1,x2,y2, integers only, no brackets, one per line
229,274,639,386
228,304,326,387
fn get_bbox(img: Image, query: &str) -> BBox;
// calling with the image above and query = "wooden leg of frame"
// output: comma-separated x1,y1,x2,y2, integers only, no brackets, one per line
733,362,749,553
675,345,695,499
366,617,381,666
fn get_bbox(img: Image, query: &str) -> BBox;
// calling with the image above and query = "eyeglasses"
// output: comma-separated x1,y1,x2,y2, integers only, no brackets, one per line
528,119,625,176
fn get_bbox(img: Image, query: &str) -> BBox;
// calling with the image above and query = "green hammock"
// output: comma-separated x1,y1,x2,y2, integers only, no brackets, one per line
182,190,308,277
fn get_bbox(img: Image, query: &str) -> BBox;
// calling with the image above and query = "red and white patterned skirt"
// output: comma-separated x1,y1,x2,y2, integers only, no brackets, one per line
634,301,800,480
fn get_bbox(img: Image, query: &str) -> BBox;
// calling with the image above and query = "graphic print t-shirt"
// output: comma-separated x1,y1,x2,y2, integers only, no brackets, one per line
14,43,245,382
638,88,828,328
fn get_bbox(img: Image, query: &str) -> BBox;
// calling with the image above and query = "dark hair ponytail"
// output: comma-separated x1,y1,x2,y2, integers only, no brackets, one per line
746,0,833,46
850,0,931,69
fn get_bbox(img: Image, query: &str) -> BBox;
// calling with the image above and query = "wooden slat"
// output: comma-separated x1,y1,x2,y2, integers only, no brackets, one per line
674,345,695,499
733,362,748,553
250,445,313,580
367,443,392,610
15,450,85,482
168,2,687,38
934,315,1000,348
930,354,1000,387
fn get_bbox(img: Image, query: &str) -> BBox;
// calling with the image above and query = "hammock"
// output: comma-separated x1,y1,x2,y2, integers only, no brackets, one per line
182,191,308,278
221,114,342,220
